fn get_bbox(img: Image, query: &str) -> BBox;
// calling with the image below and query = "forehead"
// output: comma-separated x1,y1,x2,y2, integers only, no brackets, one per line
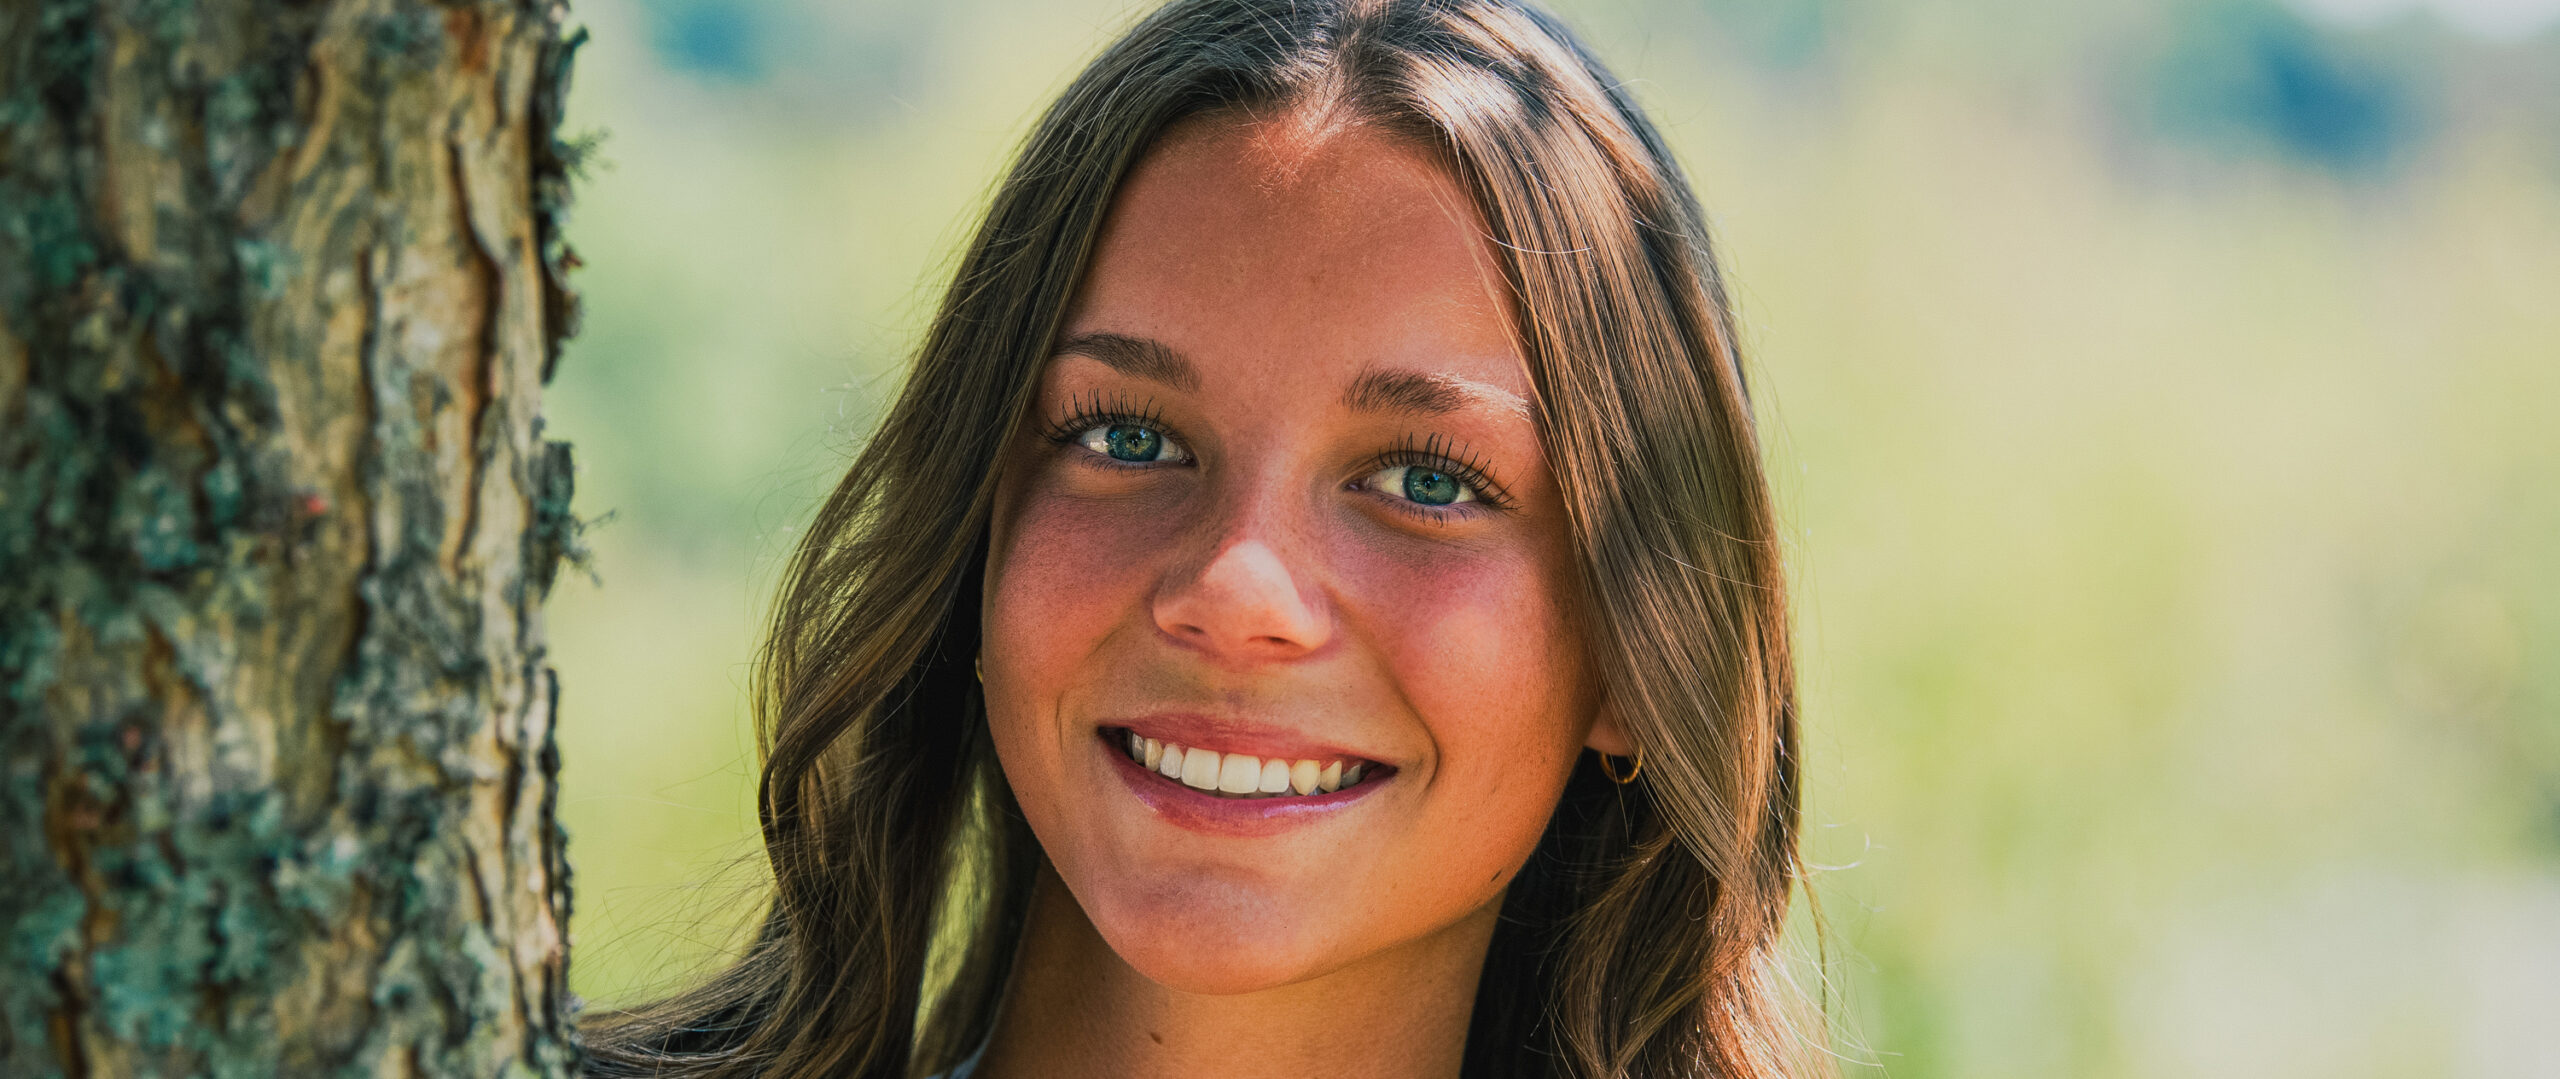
1061,113,1527,401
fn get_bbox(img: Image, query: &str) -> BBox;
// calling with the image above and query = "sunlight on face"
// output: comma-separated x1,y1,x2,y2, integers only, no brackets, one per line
980,113,1612,994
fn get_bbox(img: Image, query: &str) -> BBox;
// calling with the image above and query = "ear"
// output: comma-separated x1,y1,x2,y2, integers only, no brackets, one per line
1582,697,1635,757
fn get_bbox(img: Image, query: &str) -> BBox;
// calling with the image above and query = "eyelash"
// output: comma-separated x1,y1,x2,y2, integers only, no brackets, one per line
1036,397,1516,517
1368,433,1516,515
1036,392,1170,454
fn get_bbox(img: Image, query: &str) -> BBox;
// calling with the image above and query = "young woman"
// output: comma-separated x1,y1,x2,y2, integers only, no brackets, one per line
590,0,1814,1076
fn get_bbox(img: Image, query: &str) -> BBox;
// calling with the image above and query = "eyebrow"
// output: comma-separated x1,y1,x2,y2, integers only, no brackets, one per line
1052,331,1528,419
1052,331,1199,392
1343,366,1529,419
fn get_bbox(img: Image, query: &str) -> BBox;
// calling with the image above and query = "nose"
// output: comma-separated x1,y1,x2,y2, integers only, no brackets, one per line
1152,522,1332,661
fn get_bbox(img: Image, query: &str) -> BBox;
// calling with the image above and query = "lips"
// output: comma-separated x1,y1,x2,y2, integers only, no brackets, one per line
1094,721,1393,836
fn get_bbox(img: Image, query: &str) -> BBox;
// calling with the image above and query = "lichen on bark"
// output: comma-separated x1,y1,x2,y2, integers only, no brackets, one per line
0,1,586,1074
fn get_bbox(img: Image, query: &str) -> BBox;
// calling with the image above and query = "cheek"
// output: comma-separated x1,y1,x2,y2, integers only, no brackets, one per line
1337,532,1592,845
985,482,1166,676
1352,536,1589,739
981,479,1178,873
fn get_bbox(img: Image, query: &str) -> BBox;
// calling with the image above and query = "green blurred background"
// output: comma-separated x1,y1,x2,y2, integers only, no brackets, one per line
538,0,2560,1074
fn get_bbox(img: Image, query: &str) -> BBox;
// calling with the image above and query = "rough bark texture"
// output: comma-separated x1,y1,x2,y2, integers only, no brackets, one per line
0,0,585,1074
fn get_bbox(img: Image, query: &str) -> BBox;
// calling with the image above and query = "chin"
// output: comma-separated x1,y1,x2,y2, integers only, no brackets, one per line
1072,868,1349,995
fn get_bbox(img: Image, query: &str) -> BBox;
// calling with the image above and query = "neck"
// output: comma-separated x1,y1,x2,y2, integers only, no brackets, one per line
976,865,1498,1079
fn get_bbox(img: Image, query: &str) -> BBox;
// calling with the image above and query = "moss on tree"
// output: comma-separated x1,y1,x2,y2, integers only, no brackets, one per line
0,1,586,1073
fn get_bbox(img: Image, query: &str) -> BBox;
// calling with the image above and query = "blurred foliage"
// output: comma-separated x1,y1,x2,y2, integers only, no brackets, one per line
541,0,2560,1075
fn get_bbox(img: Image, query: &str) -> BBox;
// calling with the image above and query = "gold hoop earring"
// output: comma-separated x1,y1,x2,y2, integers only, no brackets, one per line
974,655,983,683
1598,748,1644,785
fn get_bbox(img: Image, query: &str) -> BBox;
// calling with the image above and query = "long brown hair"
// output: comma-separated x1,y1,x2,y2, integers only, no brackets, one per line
586,1,1814,1076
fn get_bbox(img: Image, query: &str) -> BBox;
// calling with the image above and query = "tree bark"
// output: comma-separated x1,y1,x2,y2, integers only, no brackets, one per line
0,0,584,1074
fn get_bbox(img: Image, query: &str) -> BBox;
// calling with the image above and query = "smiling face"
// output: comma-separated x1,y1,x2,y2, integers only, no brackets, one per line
980,113,1622,995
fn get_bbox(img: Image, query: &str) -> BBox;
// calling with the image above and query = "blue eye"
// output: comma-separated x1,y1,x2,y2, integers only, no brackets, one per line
1364,464,1479,507
1076,422,1189,464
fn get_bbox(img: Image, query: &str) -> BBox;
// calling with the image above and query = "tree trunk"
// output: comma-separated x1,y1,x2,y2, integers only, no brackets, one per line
0,1,585,1074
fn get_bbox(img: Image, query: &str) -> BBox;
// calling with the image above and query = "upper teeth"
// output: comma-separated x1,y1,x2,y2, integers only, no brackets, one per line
1122,729,1369,798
